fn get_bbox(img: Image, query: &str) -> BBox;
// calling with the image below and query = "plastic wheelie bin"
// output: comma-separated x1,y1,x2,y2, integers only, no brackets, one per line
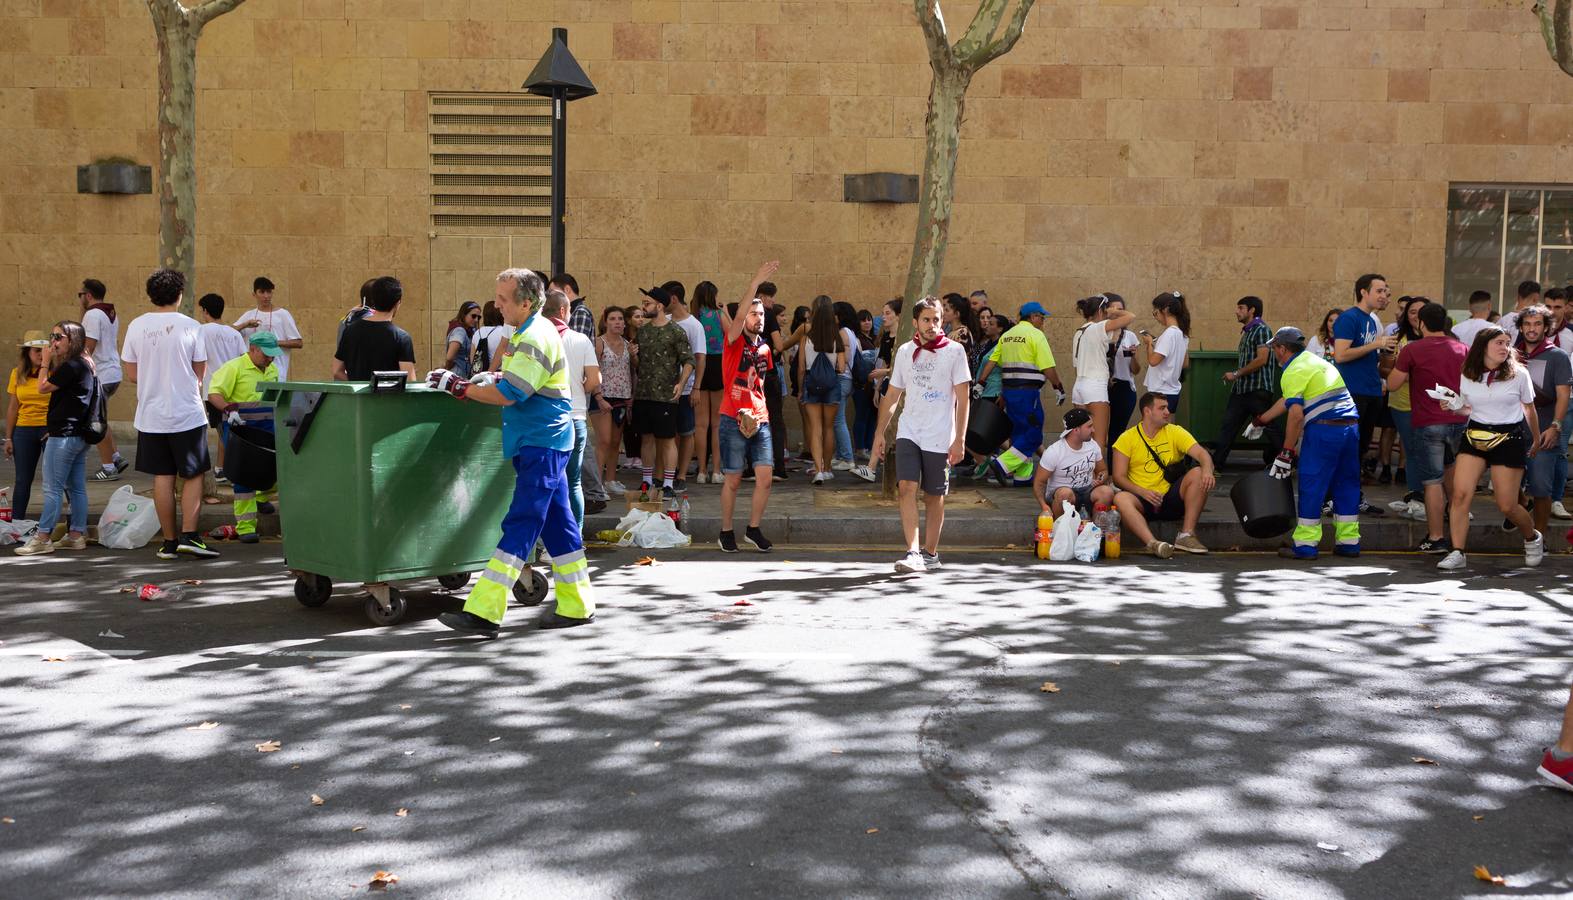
262,378,550,626
1176,349,1266,453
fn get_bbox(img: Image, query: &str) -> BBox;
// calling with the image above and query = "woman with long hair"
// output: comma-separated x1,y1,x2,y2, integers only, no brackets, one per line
691,281,724,483
1437,326,1543,570
1071,294,1137,454
5,332,50,521
1306,308,1342,362
443,301,481,379
830,300,860,471
1380,297,1424,495
1105,295,1141,434
595,306,634,495
852,310,879,459
942,292,982,368
1142,291,1191,414
782,305,812,457
15,321,94,556
623,301,649,468
797,296,846,484
473,301,511,373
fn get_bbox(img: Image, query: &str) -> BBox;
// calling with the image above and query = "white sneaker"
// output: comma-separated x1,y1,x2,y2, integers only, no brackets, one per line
694,472,708,485
1526,530,1546,568
894,550,927,574
13,535,53,556
1437,549,1466,571
832,458,853,471
607,481,628,495
1406,500,1427,521
850,464,877,482
811,471,829,485
1554,501,1572,520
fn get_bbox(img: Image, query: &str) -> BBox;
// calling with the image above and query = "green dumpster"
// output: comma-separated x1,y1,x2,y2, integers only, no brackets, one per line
263,380,548,626
1177,349,1266,454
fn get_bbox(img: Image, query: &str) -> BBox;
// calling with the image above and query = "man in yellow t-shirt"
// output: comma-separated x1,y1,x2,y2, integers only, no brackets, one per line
1111,391,1216,558
207,332,280,543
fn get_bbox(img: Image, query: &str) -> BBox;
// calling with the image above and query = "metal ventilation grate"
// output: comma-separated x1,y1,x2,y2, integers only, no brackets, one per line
428,92,553,233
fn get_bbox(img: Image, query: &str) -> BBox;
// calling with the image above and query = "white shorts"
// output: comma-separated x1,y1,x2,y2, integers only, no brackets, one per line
1071,379,1109,406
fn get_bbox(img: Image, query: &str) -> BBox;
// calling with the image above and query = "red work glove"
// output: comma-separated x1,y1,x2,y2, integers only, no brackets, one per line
426,369,470,400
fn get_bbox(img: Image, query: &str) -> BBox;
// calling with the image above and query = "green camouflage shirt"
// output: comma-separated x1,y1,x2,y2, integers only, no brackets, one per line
633,321,691,401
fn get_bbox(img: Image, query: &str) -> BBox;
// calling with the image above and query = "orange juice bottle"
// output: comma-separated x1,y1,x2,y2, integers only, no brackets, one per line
1035,511,1054,559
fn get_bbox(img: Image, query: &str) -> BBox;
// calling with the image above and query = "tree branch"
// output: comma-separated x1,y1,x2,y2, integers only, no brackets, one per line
191,0,247,28
913,0,953,71
953,0,1008,64
1539,0,1573,76
972,0,1036,67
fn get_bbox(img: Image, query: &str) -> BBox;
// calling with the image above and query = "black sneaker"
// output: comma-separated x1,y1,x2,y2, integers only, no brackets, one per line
987,459,1010,488
744,526,773,552
1417,536,1452,554
718,530,739,553
1378,465,1393,485
257,500,276,515
239,532,260,545
214,468,229,484
438,610,499,637
113,457,130,474
537,609,594,630
176,536,220,558
156,540,179,560
1395,467,1406,484
673,479,686,491
1357,501,1384,516
772,470,787,482
662,485,675,500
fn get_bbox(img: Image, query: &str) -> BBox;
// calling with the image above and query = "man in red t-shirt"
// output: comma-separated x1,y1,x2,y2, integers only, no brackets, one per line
717,260,780,553
1387,301,1468,553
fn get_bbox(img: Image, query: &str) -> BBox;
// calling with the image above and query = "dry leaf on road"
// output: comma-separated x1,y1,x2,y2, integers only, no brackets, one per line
398,704,412,710
1474,865,1505,885
635,556,658,566
310,794,325,806
1473,815,1485,822
351,825,366,833
865,827,879,835
1039,682,1061,693
255,740,282,753
186,721,219,731
1,817,13,824
368,870,399,891
1411,756,1438,766
395,808,408,817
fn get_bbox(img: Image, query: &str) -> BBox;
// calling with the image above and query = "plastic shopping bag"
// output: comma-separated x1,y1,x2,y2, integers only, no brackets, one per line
97,485,161,550
1074,522,1103,562
615,508,693,550
1049,507,1080,561
0,519,37,546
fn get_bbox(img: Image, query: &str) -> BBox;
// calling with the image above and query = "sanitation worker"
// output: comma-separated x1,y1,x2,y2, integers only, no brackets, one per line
427,267,596,637
977,301,1065,485
1259,325,1362,559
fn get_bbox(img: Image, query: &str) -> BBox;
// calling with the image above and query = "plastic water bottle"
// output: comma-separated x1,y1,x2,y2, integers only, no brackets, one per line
0,487,10,523
678,493,691,532
1101,505,1122,559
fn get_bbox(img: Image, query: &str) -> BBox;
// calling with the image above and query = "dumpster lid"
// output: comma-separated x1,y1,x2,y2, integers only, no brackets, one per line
258,380,440,395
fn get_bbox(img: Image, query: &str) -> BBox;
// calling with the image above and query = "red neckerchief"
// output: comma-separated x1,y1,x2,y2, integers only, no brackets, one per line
87,302,115,324
1518,335,1555,359
913,331,951,358
548,317,569,337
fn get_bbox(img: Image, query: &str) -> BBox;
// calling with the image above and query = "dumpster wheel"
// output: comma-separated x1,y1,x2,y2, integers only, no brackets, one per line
293,573,333,608
437,572,471,591
363,584,408,626
512,568,550,607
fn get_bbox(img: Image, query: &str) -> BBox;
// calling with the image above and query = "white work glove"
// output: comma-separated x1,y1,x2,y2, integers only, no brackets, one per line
225,409,244,427
1053,387,1067,405
1242,422,1265,440
1425,386,1465,412
468,371,498,388
970,383,983,400
1268,449,1296,480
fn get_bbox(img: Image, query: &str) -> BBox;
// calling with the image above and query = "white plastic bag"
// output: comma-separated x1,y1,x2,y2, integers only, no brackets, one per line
0,519,37,546
616,508,692,549
1049,507,1080,561
97,485,161,550
1074,522,1103,562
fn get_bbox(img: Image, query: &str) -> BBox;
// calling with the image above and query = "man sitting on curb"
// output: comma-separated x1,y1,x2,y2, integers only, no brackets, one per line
1034,408,1114,518
1110,392,1216,557
207,332,282,544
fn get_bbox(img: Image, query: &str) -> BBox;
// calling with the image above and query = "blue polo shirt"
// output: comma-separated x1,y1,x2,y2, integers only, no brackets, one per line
1331,307,1382,397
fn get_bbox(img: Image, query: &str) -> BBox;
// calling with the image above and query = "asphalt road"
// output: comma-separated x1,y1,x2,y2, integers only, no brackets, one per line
3,542,1573,898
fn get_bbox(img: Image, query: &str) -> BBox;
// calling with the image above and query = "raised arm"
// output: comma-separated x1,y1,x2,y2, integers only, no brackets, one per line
727,260,780,343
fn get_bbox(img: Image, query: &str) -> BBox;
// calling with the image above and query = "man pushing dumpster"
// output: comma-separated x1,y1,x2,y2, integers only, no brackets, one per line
426,267,596,637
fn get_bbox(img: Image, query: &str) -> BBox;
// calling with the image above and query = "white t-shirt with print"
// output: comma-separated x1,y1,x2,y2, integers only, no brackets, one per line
234,307,301,379
1072,322,1114,383
120,311,209,433
199,321,248,394
1144,326,1188,394
1460,370,1534,425
1038,437,1102,491
563,329,598,420
675,314,705,395
891,341,971,453
82,307,122,385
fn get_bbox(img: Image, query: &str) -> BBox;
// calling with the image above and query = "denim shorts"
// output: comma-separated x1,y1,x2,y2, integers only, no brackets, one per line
801,378,843,406
1411,422,1463,486
719,415,773,474
677,393,696,437
1526,432,1559,496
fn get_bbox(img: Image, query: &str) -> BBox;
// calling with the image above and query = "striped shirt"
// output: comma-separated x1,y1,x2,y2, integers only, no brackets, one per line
1278,350,1358,424
498,312,573,455
1233,319,1277,395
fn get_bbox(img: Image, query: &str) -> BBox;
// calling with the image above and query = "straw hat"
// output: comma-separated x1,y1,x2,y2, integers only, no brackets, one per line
19,330,48,348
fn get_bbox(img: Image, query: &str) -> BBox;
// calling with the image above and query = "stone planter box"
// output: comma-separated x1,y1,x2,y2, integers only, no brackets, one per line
77,163,152,195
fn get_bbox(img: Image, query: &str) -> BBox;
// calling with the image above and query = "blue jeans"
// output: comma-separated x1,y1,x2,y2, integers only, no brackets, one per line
10,424,46,520
39,434,89,535
1388,409,1422,494
833,373,853,462
719,416,773,473
567,418,587,526
851,384,876,453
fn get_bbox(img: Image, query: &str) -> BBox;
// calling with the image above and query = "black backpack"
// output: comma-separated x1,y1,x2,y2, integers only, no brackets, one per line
81,373,109,446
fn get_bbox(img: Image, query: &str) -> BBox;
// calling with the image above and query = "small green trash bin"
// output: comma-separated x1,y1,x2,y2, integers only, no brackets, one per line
263,380,548,626
1177,350,1267,454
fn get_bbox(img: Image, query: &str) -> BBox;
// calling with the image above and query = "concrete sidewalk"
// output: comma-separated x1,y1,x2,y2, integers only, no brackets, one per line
6,427,1569,553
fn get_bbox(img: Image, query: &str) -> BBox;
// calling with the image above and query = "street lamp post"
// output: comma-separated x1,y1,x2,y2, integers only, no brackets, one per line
523,27,597,280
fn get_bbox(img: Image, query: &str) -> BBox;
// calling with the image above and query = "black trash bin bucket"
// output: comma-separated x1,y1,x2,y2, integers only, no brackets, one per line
1230,469,1295,539
225,424,277,491
965,397,1012,456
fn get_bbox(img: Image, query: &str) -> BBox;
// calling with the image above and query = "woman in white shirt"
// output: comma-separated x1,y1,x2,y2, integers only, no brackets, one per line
1141,291,1191,415
1439,326,1542,571
1105,296,1142,434
1304,308,1341,363
1070,294,1135,453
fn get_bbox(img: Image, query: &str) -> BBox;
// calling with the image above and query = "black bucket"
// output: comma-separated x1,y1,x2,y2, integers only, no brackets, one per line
1230,469,1296,539
965,397,1012,456
225,424,277,491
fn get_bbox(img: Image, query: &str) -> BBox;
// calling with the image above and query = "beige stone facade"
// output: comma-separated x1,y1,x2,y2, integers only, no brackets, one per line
3,0,1570,399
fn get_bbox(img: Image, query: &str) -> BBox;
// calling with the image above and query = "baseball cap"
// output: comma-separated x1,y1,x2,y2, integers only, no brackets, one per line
249,331,283,358
1266,326,1307,349
1061,408,1092,434
639,286,673,307
1019,301,1048,318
